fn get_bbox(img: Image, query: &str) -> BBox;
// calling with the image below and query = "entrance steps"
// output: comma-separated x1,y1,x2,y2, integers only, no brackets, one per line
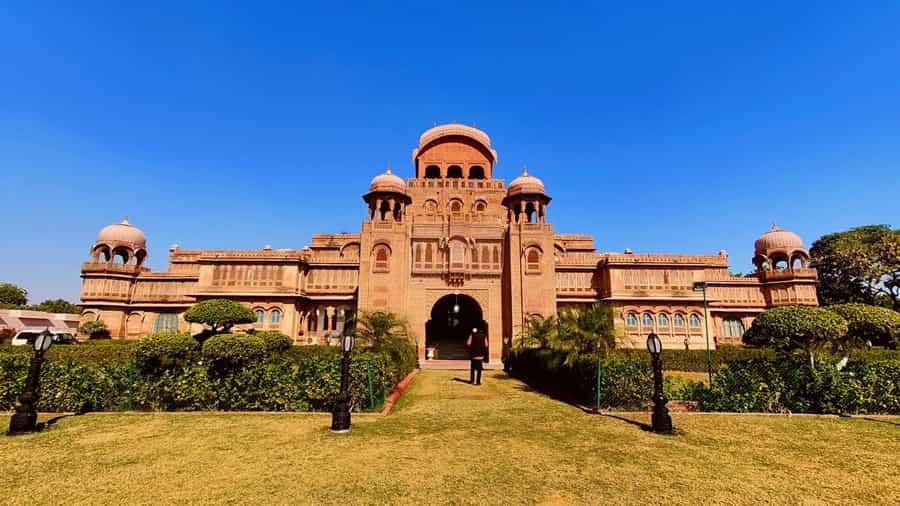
421,359,504,370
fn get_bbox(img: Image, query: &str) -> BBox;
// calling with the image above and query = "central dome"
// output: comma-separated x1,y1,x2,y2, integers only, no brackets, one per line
412,123,498,163
97,219,146,247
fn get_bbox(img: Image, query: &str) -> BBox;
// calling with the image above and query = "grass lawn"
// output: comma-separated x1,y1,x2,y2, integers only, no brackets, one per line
2,370,899,505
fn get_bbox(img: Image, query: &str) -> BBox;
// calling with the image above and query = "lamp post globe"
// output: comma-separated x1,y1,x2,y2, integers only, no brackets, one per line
9,328,54,435
646,332,673,434
331,316,355,433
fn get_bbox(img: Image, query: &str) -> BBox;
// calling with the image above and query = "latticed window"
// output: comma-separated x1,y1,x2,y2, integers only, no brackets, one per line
626,313,638,326
723,317,745,337
374,246,390,272
526,249,541,273
642,313,654,327
255,309,265,324
658,313,670,327
690,314,702,328
673,314,685,327
153,313,179,332
269,309,282,324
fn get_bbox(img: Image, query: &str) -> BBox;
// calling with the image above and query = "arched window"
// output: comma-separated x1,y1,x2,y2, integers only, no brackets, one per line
626,313,638,326
642,313,654,327
673,314,685,327
690,314,702,328
153,313,179,332
658,313,670,327
469,165,485,179
373,245,390,272
255,309,265,324
424,199,437,213
269,309,282,324
526,249,541,273
474,200,487,212
723,317,745,337
424,165,441,179
449,200,463,213
447,165,463,178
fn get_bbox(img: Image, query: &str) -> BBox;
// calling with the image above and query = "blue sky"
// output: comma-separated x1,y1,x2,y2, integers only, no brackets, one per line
1,2,899,303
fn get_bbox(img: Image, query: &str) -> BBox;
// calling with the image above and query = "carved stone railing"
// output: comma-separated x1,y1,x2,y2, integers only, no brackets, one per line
757,268,818,282
81,262,143,275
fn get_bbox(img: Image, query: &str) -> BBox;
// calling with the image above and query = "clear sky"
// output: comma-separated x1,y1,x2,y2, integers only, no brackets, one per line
1,2,899,303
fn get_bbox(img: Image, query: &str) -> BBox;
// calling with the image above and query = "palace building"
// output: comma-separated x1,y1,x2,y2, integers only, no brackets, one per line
79,123,819,364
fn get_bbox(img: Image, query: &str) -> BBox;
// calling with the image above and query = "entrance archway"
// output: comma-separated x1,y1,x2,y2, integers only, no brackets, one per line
425,294,487,360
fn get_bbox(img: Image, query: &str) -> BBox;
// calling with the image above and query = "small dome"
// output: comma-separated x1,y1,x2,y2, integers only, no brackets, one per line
506,167,546,197
368,168,406,193
97,218,146,248
754,223,803,255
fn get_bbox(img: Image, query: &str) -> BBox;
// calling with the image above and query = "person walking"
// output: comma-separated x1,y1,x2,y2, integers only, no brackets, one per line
466,327,487,385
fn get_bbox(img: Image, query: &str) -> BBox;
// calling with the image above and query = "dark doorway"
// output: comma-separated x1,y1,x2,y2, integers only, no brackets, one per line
425,294,487,360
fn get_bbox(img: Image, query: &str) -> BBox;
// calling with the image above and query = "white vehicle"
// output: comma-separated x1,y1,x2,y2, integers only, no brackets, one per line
10,328,78,346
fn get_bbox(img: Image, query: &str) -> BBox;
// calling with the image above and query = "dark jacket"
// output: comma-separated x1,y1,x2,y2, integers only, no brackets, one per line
468,332,487,359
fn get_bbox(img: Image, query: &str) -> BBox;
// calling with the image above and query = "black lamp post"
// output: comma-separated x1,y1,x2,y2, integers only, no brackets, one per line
9,328,54,435
330,316,355,433
646,332,673,434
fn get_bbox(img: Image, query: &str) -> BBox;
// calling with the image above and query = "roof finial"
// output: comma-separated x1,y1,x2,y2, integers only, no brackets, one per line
385,162,392,174
771,219,779,230
122,215,130,225
522,163,528,176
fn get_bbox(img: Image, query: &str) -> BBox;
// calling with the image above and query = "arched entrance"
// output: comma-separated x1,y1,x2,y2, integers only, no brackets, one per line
425,294,487,360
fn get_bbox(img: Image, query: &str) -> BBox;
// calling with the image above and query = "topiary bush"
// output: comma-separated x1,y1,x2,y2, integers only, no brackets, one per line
741,305,849,365
132,332,199,376
78,320,110,340
201,333,267,374
829,303,900,349
183,299,255,336
253,331,294,353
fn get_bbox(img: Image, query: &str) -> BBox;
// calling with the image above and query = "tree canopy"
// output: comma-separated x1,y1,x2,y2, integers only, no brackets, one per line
183,299,256,336
742,305,848,366
810,225,900,311
78,320,109,339
30,299,80,314
356,311,409,349
0,283,27,307
828,303,900,349
557,304,618,364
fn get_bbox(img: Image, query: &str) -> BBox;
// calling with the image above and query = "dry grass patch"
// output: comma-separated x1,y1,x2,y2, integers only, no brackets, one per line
1,370,898,505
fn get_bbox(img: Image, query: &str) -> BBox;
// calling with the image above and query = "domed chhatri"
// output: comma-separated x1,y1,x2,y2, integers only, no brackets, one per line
97,218,147,248
506,166,547,198
368,167,406,194
752,222,809,271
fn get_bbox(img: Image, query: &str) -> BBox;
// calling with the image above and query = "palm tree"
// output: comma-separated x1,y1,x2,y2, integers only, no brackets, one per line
518,315,557,349
355,311,410,349
556,303,618,365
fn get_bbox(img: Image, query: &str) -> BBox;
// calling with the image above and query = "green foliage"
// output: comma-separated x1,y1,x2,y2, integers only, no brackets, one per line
356,311,410,347
201,333,267,373
183,299,256,334
810,225,900,311
0,282,27,307
556,304,617,365
828,303,900,348
699,358,900,414
505,348,652,408
517,315,557,348
741,306,848,365
132,332,199,375
253,331,294,353
29,298,80,314
78,320,110,339
663,375,706,401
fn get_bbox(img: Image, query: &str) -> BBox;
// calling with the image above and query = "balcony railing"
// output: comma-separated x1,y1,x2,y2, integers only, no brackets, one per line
81,262,143,275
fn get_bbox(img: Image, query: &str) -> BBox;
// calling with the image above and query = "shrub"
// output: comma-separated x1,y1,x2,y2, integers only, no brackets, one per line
78,320,110,340
183,299,255,336
132,332,199,375
201,333,267,373
0,328,14,345
742,306,848,366
254,331,294,353
829,303,900,349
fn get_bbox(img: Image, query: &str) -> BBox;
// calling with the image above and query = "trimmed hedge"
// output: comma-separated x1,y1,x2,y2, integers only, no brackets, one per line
700,358,900,414
0,341,415,413
132,332,198,375
0,341,136,364
202,334,267,373
254,331,294,353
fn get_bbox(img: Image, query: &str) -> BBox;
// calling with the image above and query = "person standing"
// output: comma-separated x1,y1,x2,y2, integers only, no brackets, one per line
466,327,487,385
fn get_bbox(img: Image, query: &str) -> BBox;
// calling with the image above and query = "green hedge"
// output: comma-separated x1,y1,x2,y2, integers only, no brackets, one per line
0,341,415,413
699,358,900,414
0,341,136,364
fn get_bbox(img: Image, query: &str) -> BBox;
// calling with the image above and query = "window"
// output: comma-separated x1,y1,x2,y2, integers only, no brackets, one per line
269,309,282,324
690,314,702,328
154,313,179,332
626,313,638,326
723,317,745,337
469,165,485,179
447,165,463,178
673,314,685,327
642,313,654,327
474,200,487,212
255,309,265,324
526,249,541,273
424,165,440,179
374,245,390,272
658,313,670,327
449,200,463,213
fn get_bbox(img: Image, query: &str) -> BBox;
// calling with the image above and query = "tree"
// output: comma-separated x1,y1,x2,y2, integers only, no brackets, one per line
810,225,900,311
518,315,557,349
556,304,618,365
828,303,900,350
30,299,80,314
356,311,410,349
78,320,109,339
742,306,848,367
0,283,27,307
183,299,255,337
